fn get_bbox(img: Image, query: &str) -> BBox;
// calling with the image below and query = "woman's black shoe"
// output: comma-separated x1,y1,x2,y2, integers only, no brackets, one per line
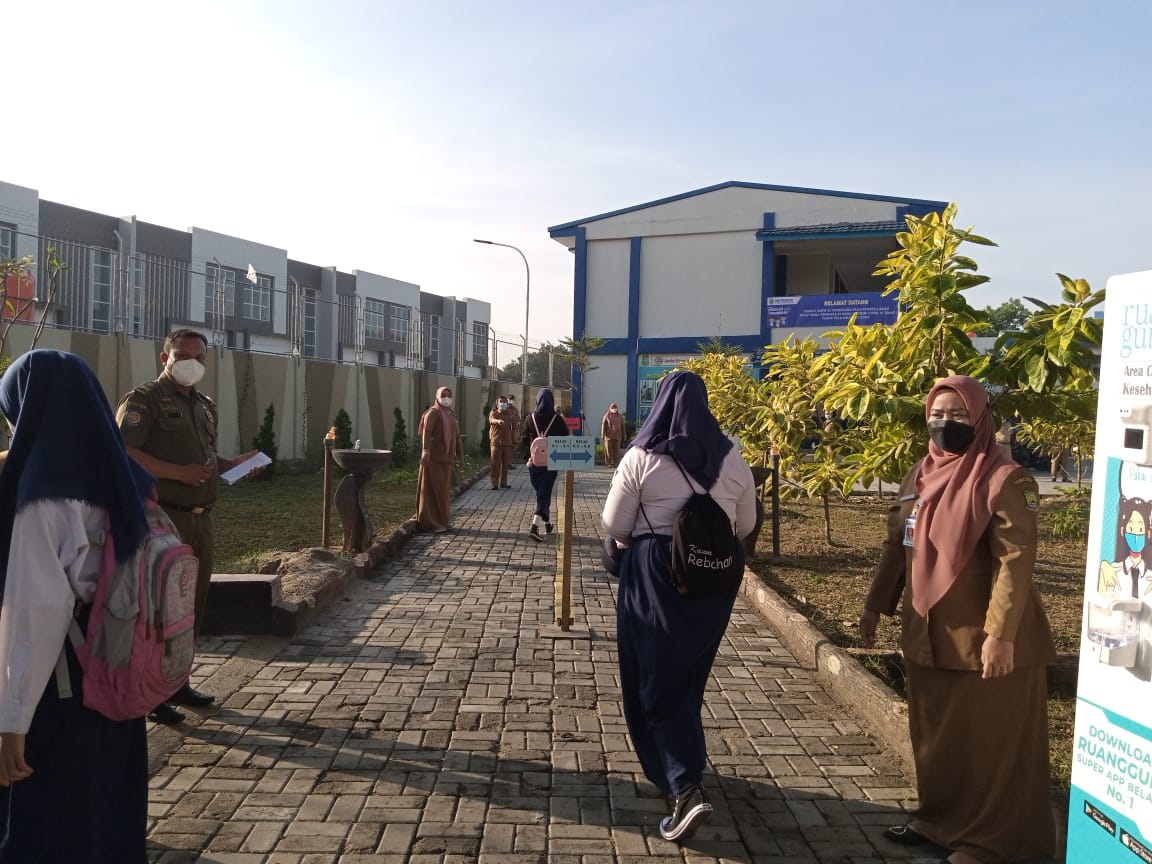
883,824,927,845
659,786,712,841
147,703,185,725
169,685,215,707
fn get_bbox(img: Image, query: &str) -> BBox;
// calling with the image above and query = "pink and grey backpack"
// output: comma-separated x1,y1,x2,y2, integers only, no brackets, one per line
62,501,199,721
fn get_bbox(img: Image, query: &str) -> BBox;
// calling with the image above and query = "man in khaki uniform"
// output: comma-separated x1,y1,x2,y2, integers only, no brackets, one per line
488,396,516,489
116,329,257,725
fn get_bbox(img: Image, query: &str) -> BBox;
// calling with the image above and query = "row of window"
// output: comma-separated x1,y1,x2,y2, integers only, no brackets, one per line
204,263,272,323
0,229,487,364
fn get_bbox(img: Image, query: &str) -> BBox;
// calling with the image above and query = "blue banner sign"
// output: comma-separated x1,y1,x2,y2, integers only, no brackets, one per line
766,291,899,328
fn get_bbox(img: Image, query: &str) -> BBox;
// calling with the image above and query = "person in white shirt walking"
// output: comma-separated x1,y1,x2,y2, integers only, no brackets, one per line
602,370,756,842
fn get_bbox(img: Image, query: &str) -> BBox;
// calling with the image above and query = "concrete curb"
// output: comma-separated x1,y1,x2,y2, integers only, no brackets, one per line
739,565,915,772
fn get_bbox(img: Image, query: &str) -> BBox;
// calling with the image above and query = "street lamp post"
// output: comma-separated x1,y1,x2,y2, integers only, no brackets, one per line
474,239,530,385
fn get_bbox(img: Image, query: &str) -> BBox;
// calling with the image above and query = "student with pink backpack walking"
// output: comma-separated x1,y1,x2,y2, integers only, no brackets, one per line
0,350,178,862
520,389,569,541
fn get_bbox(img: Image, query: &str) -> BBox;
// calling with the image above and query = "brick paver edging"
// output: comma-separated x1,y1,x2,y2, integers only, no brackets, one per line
739,568,915,771
270,467,492,635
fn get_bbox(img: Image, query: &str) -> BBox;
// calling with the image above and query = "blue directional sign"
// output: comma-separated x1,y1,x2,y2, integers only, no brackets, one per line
547,436,596,471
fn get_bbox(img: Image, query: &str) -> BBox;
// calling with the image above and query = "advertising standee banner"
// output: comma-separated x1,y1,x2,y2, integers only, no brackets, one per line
1068,270,1152,863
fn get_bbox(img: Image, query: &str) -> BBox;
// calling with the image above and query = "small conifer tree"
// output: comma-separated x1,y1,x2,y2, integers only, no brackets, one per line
252,403,278,479
333,409,353,451
391,406,409,466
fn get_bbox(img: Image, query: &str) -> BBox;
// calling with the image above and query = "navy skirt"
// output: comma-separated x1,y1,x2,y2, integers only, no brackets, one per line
616,533,740,795
0,637,148,863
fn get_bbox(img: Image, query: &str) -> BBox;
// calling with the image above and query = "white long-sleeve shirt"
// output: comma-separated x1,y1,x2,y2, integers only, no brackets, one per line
602,447,756,543
0,500,105,733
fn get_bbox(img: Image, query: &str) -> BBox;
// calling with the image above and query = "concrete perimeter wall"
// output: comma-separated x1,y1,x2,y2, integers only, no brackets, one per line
3,325,569,465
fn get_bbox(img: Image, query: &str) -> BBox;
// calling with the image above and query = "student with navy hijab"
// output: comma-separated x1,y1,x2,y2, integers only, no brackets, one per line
519,388,569,541
0,350,154,862
602,370,756,842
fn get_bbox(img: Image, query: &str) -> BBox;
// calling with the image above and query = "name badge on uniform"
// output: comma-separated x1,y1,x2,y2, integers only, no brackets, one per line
903,501,920,548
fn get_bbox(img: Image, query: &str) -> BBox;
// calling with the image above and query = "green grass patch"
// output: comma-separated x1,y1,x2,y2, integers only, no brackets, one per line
214,455,486,572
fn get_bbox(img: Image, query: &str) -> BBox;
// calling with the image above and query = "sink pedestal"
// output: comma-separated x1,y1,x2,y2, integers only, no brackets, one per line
331,449,392,554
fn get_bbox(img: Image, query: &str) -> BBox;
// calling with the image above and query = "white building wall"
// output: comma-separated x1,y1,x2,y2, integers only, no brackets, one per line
0,180,40,261
353,271,421,308
638,231,761,337
460,296,492,364
582,354,628,430
585,239,630,338
249,333,293,354
190,228,289,333
583,186,901,241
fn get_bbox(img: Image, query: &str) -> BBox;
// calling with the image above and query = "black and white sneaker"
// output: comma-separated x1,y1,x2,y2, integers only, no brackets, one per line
528,524,543,542
659,785,712,842
545,522,554,534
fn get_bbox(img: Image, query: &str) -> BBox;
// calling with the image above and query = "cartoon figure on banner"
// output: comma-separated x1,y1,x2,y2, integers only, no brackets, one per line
1090,452,1152,680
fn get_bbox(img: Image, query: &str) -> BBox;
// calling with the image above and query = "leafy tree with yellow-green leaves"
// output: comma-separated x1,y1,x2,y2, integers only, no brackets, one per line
691,203,1104,544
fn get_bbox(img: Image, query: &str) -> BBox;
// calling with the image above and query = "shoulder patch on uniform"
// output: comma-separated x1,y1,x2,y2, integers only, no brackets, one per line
124,409,143,426
1023,489,1039,511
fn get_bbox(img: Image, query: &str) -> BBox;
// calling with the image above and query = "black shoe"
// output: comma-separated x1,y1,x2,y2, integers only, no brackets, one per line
659,786,712,842
169,685,215,707
501,484,512,488
545,522,555,534
147,703,185,725
883,824,928,846
528,525,543,542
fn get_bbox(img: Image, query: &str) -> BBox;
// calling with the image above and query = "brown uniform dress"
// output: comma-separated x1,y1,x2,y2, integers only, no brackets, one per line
601,410,624,467
116,377,218,640
865,464,1056,863
416,406,462,531
488,406,516,489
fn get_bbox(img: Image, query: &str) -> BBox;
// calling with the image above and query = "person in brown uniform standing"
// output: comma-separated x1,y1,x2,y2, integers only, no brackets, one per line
601,402,624,467
859,375,1056,864
488,396,516,489
116,329,258,725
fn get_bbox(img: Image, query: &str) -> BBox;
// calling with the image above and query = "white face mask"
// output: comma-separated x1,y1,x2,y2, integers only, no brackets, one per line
498,402,508,410
439,396,453,408
167,357,205,387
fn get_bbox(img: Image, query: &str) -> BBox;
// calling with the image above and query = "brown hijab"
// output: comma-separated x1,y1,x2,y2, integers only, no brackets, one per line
602,403,624,435
417,386,459,452
911,375,1020,616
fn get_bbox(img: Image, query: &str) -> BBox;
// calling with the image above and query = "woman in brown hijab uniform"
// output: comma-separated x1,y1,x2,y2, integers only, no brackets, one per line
601,403,625,467
416,386,464,532
860,375,1056,864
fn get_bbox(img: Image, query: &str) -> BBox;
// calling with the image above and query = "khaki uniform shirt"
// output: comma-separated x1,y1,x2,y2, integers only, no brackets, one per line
116,377,219,508
488,407,516,447
865,462,1056,671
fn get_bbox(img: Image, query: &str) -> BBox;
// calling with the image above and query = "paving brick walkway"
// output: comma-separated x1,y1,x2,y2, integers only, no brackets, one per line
147,466,932,864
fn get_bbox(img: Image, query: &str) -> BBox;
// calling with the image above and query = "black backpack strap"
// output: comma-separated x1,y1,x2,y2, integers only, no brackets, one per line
668,453,705,494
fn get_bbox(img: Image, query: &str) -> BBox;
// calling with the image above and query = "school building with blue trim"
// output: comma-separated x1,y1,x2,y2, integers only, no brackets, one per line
547,181,947,424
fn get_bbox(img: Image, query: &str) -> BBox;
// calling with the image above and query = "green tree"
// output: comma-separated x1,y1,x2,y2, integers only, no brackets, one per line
982,298,1030,334
391,406,409,466
556,335,606,429
333,409,353,451
497,341,573,387
251,403,278,479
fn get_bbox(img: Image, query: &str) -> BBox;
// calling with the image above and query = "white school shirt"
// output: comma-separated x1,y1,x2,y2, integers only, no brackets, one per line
0,500,105,733
602,447,757,543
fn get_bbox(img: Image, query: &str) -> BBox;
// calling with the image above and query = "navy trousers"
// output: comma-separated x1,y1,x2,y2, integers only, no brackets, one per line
616,534,740,795
0,639,148,863
528,465,558,521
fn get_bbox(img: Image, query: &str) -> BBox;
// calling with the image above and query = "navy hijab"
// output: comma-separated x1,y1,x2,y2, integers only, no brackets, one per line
630,369,733,489
0,350,154,595
532,388,557,428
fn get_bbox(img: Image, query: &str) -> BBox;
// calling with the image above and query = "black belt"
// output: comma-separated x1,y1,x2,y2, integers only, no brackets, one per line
160,501,215,515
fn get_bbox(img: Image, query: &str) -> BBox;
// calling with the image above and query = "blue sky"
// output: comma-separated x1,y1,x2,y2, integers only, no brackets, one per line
6,1,1149,351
